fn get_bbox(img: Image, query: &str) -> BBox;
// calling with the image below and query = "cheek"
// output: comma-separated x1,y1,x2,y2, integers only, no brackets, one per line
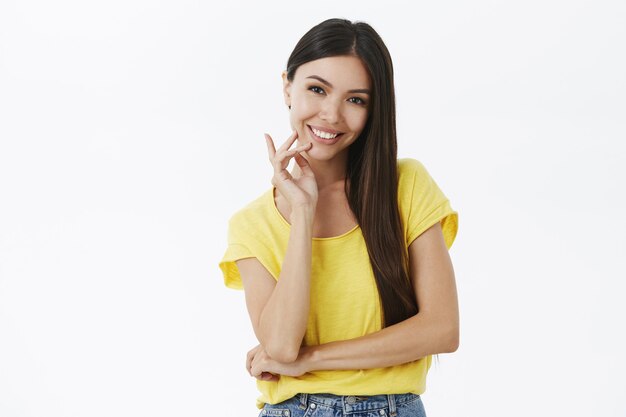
290,104,317,134
346,112,369,132
292,96,318,117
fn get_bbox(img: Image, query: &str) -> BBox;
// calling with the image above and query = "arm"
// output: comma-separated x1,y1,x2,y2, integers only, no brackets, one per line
299,221,459,371
237,207,314,363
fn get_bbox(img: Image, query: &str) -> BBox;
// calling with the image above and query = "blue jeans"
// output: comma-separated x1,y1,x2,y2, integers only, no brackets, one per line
259,393,427,417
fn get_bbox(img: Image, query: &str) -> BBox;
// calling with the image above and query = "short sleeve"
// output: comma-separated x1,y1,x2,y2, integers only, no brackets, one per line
219,212,266,290
218,215,251,290
218,212,279,290
401,159,458,249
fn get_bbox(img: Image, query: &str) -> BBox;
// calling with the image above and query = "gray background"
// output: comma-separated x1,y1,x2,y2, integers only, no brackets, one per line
1,0,625,416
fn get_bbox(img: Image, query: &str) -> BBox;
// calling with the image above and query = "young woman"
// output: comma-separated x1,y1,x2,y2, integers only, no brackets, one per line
219,18,459,417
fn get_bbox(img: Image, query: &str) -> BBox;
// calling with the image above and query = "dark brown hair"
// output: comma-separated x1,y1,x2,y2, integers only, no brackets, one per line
285,18,428,350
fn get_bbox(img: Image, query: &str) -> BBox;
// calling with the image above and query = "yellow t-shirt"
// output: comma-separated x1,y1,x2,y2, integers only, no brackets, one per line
219,158,458,409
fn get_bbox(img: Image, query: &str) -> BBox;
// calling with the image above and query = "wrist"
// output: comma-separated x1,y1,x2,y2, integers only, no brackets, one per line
299,345,319,373
290,206,315,224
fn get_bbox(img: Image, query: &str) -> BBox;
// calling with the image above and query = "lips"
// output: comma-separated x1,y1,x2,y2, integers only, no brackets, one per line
308,124,343,135
307,125,344,145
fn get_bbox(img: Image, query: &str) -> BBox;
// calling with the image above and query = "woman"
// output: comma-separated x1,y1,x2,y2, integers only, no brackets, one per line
219,18,459,417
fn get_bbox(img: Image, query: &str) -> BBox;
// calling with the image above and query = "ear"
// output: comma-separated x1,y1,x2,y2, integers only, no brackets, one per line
282,71,291,107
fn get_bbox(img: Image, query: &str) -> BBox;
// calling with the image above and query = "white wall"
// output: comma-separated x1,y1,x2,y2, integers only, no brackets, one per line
1,1,624,416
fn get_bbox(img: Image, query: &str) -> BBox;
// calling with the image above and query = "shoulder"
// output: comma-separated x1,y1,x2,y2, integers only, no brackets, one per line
228,188,273,230
397,157,430,187
396,157,450,216
397,157,427,176
397,158,458,249
397,157,423,171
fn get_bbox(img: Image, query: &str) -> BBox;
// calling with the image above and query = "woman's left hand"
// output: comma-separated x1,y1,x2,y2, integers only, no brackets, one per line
246,344,309,381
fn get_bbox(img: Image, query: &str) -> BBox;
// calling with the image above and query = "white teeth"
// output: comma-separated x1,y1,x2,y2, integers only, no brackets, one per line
312,127,339,139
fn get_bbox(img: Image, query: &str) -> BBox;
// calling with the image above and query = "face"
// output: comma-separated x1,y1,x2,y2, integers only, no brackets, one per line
282,55,371,162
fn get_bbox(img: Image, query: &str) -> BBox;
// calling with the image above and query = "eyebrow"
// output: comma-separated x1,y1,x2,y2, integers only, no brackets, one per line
306,75,371,95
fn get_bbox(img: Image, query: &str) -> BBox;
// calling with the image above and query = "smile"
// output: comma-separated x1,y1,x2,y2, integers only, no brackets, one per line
307,125,344,144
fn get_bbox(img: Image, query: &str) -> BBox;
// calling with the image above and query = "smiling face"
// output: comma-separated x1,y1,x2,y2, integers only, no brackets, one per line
282,55,372,162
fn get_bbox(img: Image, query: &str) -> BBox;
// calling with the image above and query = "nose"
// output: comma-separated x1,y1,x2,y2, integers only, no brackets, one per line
320,98,342,125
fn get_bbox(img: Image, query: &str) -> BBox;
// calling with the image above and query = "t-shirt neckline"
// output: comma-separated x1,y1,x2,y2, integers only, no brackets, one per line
269,187,360,241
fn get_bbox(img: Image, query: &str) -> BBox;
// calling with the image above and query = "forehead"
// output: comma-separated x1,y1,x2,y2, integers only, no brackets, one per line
294,56,371,89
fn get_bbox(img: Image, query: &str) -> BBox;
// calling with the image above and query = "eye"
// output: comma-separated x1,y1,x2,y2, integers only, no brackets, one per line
308,85,367,106
349,97,367,106
309,86,325,94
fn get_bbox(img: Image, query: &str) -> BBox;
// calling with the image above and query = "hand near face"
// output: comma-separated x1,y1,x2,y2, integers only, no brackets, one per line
265,130,318,212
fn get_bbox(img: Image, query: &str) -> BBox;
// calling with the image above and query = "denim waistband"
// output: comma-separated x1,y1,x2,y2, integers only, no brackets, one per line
295,393,419,416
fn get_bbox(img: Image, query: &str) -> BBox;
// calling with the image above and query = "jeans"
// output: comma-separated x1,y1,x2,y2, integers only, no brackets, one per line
259,393,427,417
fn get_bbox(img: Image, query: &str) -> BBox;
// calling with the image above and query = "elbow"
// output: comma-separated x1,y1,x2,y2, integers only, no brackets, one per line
258,326,303,363
446,338,459,353
265,342,300,363
443,326,460,353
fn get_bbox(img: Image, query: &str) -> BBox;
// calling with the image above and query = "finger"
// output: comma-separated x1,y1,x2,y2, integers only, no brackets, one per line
274,146,308,172
272,150,297,178
246,354,252,376
273,141,309,172
294,152,314,176
276,130,299,153
246,345,261,376
259,372,279,382
246,345,259,359
250,363,261,378
265,133,276,159
257,375,279,382
272,161,294,183
285,143,311,155
278,129,298,152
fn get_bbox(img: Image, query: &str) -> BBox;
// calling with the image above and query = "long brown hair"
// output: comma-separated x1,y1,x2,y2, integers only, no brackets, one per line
285,19,421,332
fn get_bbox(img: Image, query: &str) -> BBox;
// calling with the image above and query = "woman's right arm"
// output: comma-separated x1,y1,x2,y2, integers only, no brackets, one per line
236,206,314,363
236,129,317,363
